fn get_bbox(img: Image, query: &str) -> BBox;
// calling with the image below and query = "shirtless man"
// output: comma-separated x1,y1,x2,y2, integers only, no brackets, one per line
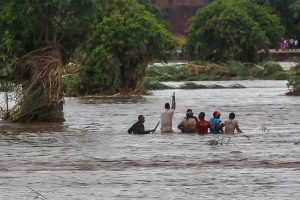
177,109,197,133
224,112,242,134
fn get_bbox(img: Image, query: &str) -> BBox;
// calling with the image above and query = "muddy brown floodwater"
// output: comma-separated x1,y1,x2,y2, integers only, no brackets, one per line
0,80,299,200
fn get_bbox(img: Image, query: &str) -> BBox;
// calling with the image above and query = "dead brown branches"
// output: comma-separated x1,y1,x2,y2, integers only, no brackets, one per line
5,47,65,122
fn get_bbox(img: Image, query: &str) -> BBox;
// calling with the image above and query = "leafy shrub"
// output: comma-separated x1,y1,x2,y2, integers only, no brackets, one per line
185,0,283,62
144,80,174,90
273,72,289,80
227,61,251,78
62,74,84,97
0,82,16,92
287,64,300,95
262,61,282,75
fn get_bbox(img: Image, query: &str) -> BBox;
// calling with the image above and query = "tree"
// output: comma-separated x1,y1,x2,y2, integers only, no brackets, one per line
185,0,283,62
0,0,94,122
256,0,300,36
84,0,177,94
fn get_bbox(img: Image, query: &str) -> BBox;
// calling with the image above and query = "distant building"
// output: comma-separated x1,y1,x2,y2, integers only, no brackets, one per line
151,0,212,35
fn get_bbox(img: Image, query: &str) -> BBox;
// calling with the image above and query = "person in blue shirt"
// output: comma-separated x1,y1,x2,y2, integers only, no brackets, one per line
209,111,224,134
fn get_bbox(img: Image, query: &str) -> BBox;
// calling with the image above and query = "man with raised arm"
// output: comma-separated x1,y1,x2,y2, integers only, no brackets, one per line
160,92,176,133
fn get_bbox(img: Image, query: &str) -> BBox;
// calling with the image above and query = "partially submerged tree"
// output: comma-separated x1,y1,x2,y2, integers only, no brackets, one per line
83,0,177,94
185,0,283,62
0,0,94,122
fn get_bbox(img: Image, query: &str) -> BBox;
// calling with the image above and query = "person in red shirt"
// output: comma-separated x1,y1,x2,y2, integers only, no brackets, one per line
196,112,210,134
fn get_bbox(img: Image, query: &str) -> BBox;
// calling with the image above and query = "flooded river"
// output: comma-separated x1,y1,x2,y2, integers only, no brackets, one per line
0,80,299,200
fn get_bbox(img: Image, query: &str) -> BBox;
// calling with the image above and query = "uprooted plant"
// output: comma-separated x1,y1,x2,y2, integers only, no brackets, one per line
208,133,251,146
4,47,65,122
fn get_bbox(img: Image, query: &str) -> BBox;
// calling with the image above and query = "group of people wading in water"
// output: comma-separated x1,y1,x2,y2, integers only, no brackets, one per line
128,93,242,135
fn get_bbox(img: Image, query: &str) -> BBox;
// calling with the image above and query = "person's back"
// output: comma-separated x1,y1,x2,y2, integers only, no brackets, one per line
224,112,242,134
224,119,238,134
161,109,174,133
178,118,197,133
209,111,223,134
178,109,197,133
196,112,210,134
161,93,176,133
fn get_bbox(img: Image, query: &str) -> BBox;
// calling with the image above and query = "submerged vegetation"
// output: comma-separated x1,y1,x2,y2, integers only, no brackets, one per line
287,64,300,95
145,80,246,90
147,61,287,82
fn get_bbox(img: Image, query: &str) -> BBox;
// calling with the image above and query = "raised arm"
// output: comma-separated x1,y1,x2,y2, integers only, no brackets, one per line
171,92,176,110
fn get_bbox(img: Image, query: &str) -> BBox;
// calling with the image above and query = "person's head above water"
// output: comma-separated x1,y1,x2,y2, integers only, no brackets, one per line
138,115,145,123
229,112,235,119
186,109,194,118
213,111,221,118
165,103,170,110
198,112,205,119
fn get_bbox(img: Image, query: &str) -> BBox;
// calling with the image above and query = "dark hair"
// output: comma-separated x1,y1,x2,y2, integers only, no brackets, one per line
138,115,144,121
165,103,170,109
198,112,205,119
186,109,193,118
229,112,235,119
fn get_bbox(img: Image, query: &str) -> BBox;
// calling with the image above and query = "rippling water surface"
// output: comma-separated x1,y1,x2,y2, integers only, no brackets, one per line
0,80,299,200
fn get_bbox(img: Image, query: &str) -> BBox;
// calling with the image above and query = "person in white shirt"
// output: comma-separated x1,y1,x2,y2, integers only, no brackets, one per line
294,39,298,51
160,92,176,133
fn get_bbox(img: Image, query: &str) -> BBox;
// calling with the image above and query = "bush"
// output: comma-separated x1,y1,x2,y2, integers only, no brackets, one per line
262,61,282,75
185,0,283,62
227,61,248,77
287,64,300,95
0,82,16,92
62,74,84,97
144,80,174,90
273,72,289,80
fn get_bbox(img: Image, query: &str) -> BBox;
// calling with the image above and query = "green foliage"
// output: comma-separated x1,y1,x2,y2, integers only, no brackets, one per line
0,82,16,92
256,0,300,36
0,0,94,65
262,61,283,75
84,46,121,93
84,0,177,93
10,84,64,122
144,80,175,90
148,61,288,82
273,71,289,80
186,0,284,62
144,80,245,90
62,74,84,97
148,65,189,81
137,0,168,26
287,64,300,95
